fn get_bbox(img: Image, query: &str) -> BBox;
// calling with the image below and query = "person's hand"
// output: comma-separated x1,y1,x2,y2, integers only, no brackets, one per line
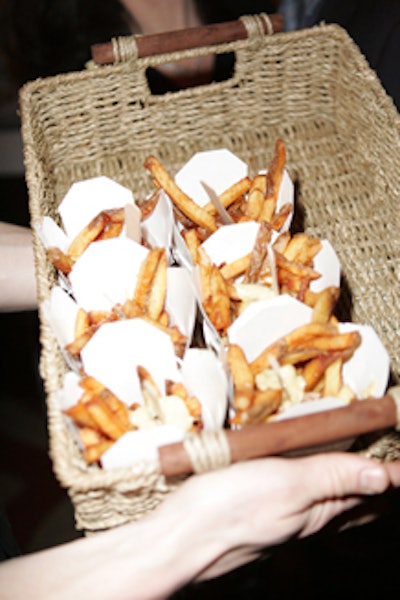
157,452,400,581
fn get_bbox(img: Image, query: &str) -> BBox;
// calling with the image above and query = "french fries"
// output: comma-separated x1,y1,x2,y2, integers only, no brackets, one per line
51,139,382,467
65,368,205,463
228,317,361,426
144,155,218,233
143,140,291,240
47,208,127,275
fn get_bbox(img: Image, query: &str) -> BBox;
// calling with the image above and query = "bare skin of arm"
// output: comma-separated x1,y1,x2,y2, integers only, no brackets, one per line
0,222,37,311
1,453,399,600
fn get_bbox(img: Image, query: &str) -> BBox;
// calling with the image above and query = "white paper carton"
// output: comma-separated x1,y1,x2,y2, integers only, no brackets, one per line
175,149,248,207
56,330,229,469
58,176,136,241
171,149,295,267
227,294,390,420
35,176,142,260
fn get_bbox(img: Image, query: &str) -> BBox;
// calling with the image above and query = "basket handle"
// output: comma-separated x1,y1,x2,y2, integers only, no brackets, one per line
158,387,400,477
91,13,284,65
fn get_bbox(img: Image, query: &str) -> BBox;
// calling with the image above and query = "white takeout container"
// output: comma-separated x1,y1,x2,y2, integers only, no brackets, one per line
57,331,229,469
171,148,295,267
227,294,390,419
35,176,142,253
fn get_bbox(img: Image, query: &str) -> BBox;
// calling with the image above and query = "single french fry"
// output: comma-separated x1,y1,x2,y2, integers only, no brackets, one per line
78,426,105,447
133,247,164,310
241,388,283,425
67,212,106,259
243,221,273,283
283,233,321,264
272,231,291,255
140,189,161,219
120,299,144,319
270,202,292,231
302,352,343,392
204,177,252,214
79,376,107,394
65,326,96,357
182,228,201,264
166,381,188,400
158,310,170,327
203,264,232,332
64,402,98,429
244,187,264,220
96,221,123,241
101,389,132,431
74,308,90,339
322,356,343,397
311,287,340,324
266,138,286,202
258,197,277,223
220,253,251,280
88,310,116,325
103,207,126,223
83,439,114,464
144,155,217,232
46,247,74,275
85,397,128,440
295,330,361,353
137,365,164,423
147,249,167,321
184,396,203,419
228,344,255,411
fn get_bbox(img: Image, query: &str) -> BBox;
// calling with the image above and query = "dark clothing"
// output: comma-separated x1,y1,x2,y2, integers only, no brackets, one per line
304,0,400,110
0,511,20,561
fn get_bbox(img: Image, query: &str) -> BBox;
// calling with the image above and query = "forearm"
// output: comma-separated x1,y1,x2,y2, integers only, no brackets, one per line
0,222,37,311
0,495,226,600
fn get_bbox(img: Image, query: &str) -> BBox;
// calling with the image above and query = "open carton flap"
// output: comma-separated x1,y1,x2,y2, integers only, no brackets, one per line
69,237,148,311
180,348,229,431
165,267,197,341
80,319,180,407
58,176,136,240
228,295,312,363
141,189,175,260
175,148,248,207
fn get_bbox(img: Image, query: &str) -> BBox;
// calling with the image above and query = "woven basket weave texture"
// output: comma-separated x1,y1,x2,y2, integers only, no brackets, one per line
19,22,400,531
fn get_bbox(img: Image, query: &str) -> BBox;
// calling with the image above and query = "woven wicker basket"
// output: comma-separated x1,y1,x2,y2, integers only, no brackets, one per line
19,18,400,532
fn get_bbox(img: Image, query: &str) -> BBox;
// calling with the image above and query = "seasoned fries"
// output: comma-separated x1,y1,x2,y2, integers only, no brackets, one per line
43,140,389,468
144,155,218,232
65,369,204,463
228,317,362,426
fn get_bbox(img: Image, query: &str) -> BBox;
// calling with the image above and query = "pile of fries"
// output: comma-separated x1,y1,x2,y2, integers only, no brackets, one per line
228,287,360,426
64,247,187,360
38,139,389,466
64,369,203,464
144,139,291,239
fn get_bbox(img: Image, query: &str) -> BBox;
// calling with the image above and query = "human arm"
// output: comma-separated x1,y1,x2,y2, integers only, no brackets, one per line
1,452,399,600
0,221,37,311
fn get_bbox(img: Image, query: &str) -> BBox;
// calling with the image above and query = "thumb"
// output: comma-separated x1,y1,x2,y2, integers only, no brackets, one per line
297,453,391,501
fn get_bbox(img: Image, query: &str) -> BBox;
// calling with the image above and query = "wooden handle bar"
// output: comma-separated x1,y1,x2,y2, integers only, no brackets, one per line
159,391,400,477
91,14,284,65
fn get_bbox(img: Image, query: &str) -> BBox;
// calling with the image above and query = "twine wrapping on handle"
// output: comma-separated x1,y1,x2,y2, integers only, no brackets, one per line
111,35,139,63
240,13,274,41
183,429,231,474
